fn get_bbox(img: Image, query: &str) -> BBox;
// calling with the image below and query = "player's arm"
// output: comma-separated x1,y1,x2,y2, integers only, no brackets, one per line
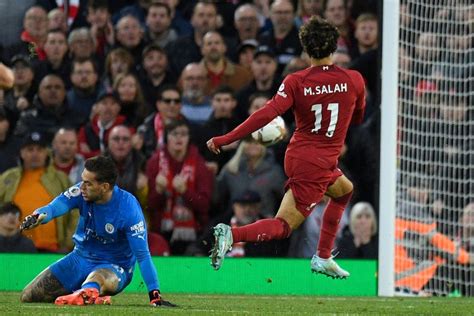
20,185,81,231
350,71,367,125
208,76,296,153
125,199,175,306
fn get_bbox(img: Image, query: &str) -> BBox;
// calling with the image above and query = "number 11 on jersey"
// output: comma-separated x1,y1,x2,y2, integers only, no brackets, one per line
311,103,339,137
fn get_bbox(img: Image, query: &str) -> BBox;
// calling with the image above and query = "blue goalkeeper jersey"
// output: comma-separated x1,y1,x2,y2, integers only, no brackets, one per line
35,184,160,291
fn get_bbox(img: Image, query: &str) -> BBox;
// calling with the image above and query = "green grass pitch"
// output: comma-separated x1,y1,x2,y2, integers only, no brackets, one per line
1,292,473,315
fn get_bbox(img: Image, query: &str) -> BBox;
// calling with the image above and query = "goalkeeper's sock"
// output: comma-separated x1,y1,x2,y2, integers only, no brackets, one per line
317,191,352,259
232,218,291,242
82,282,100,292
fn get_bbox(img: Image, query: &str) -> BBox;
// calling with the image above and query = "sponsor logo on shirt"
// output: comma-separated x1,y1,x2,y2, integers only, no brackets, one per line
130,221,146,239
277,83,287,98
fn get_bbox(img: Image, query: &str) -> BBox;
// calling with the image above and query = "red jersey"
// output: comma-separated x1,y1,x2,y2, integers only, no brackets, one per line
213,65,365,169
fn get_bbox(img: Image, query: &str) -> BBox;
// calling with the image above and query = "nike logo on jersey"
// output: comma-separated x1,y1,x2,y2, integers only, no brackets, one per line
304,83,348,96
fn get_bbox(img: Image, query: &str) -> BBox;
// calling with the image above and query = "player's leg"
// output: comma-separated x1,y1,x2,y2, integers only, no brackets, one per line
20,268,69,303
55,264,131,305
311,173,353,279
211,189,304,270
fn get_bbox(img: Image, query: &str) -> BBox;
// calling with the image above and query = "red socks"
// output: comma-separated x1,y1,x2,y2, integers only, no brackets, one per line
317,191,353,258
232,218,291,243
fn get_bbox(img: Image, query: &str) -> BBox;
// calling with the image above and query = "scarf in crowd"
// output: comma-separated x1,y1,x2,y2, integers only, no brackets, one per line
158,147,199,242
20,31,46,60
154,113,165,150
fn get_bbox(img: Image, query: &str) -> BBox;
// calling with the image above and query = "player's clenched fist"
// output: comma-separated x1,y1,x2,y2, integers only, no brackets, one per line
207,138,221,154
20,213,47,231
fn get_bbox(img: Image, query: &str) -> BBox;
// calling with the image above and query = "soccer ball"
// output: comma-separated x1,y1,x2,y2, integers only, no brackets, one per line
251,116,287,146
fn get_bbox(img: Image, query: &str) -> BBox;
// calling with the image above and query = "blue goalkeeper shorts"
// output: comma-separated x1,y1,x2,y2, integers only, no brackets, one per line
49,250,133,293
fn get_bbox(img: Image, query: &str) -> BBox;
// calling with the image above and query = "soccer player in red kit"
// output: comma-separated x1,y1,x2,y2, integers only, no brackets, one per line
207,16,366,278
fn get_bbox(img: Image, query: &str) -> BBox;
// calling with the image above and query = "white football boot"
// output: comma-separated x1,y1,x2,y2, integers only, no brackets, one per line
311,255,350,279
210,223,233,270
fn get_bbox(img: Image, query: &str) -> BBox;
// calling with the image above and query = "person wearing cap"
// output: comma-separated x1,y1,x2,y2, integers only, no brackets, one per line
13,74,83,142
144,3,178,49
138,44,177,107
258,0,303,76
199,31,253,96
0,131,76,253
237,39,258,71
0,202,37,253
2,55,36,128
235,45,280,121
78,89,130,158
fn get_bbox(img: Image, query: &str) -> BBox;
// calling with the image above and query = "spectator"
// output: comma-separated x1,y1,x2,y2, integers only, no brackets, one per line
216,137,286,218
113,73,148,128
67,58,102,126
323,0,355,52
200,31,253,95
67,28,97,62
233,4,260,46
198,86,240,175
147,119,213,255
166,1,219,75
237,39,258,71
137,85,188,158
147,231,171,256
138,44,177,107
105,125,147,204
14,75,82,142
86,0,114,59
0,202,37,253
0,110,20,174
115,15,146,67
295,0,324,28
34,29,71,89
101,48,135,90
281,56,309,77
0,0,35,48
158,0,193,37
47,8,68,34
247,92,270,114
350,13,378,59
258,0,303,76
144,2,178,48
236,45,280,121
52,128,85,184
337,202,378,259
179,63,212,126
0,131,76,252
3,6,48,62
2,55,36,128
78,90,128,158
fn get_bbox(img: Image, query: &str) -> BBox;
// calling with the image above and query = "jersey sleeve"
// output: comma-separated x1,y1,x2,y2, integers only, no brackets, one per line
212,75,297,147
33,184,82,224
125,197,160,291
349,70,366,124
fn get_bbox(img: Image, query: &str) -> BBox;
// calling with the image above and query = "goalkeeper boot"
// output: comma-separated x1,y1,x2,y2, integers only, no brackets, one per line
54,288,99,305
210,223,233,270
94,296,111,305
311,255,350,279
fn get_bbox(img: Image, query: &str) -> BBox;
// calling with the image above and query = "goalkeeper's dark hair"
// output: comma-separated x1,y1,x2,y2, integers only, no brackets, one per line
299,16,339,59
84,155,117,187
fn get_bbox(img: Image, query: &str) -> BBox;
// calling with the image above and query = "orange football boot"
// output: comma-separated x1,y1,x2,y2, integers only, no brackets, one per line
54,288,99,305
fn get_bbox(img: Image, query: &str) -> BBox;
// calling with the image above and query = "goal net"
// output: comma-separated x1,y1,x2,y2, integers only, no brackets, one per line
396,0,473,296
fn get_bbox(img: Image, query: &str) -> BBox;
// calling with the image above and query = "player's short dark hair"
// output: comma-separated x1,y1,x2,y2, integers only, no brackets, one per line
212,85,235,99
299,16,339,59
84,156,117,187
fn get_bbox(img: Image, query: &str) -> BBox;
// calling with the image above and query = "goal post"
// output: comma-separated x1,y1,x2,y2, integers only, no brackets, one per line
380,0,473,297
378,0,399,297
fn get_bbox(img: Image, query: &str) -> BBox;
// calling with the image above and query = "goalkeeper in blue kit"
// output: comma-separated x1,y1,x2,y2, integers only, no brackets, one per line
19,156,175,307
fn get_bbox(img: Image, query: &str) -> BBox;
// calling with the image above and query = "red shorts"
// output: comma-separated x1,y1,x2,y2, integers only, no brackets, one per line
284,157,343,217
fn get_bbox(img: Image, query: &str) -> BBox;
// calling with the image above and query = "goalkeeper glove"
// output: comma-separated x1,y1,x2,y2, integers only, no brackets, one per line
20,213,47,231
148,290,177,307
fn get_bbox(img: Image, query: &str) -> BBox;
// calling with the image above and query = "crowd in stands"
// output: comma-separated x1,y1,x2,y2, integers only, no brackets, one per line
0,0,383,260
